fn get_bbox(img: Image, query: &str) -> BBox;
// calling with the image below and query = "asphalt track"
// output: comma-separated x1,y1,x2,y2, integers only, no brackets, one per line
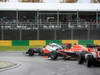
0,52,100,75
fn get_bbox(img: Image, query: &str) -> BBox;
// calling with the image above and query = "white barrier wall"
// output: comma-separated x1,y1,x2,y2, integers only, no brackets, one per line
44,0,60,3
3,0,91,3
9,0,19,2
77,0,91,3
0,0,97,3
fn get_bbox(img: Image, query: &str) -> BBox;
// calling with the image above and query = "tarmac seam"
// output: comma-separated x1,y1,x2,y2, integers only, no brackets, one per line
0,62,21,72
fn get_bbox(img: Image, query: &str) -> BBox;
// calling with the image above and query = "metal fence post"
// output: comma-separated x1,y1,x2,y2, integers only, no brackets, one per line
96,9,99,28
37,10,39,40
54,10,59,40
16,10,22,40
1,23,4,40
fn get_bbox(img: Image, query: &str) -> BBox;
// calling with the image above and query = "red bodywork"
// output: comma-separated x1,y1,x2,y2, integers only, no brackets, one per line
58,45,88,53
87,47,100,59
42,45,88,55
54,45,89,59
42,48,51,54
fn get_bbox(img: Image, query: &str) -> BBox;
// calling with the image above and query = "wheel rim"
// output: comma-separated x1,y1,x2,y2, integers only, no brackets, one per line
50,54,55,58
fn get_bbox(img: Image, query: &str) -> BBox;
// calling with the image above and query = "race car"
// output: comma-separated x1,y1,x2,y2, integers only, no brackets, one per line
48,44,88,60
26,48,42,56
26,43,63,56
41,43,63,55
78,45,100,67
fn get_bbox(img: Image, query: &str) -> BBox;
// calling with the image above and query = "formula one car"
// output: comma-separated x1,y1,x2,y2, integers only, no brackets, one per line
48,44,88,60
26,43,63,56
26,48,42,56
78,45,100,67
41,43,63,55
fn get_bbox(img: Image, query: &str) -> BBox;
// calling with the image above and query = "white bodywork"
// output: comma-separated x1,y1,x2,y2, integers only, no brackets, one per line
85,49,100,59
43,43,63,51
85,53,96,59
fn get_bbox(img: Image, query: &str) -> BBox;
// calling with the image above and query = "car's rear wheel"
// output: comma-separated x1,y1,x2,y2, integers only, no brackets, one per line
49,51,58,60
86,55,93,67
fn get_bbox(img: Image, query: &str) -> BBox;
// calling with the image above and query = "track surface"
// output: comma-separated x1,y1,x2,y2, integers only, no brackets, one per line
0,52,100,75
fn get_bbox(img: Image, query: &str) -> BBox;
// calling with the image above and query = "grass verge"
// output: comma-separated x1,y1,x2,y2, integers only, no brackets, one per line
0,46,43,51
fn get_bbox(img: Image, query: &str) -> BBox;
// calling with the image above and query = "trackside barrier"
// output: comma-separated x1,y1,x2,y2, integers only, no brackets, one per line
78,40,93,46
94,40,100,45
46,40,62,45
62,40,78,45
29,40,46,46
12,40,29,46
0,40,100,47
0,40,12,46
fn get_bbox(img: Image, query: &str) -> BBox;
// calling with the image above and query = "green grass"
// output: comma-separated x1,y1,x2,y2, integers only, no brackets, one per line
0,46,43,51
0,45,88,51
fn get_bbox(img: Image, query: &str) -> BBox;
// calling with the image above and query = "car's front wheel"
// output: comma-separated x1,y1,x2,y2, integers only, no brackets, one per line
78,52,85,64
28,49,34,56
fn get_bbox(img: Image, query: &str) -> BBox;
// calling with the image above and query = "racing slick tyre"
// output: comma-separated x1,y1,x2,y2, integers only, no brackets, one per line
39,50,44,56
28,49,34,56
49,51,58,60
86,55,93,67
29,52,34,56
78,52,85,64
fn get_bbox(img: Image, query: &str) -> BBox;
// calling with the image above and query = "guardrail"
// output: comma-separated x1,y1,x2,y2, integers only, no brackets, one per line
0,21,100,30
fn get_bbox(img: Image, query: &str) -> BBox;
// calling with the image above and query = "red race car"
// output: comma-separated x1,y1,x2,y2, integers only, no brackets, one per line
48,44,88,60
78,45,100,67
